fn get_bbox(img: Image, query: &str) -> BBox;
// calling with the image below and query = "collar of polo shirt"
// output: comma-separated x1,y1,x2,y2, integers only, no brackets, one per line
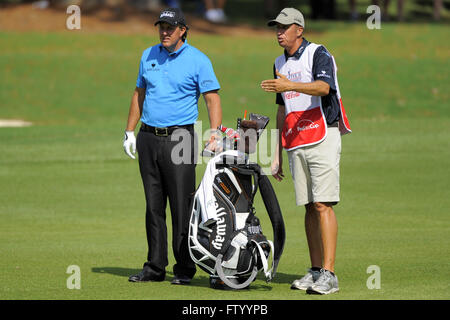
159,40,189,56
284,37,310,59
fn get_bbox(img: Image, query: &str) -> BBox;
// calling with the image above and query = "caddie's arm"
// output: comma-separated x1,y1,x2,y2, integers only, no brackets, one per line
203,90,223,149
123,87,145,159
261,71,330,96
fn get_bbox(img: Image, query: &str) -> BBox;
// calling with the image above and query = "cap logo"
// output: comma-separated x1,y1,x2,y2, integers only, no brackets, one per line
280,12,288,17
160,11,175,18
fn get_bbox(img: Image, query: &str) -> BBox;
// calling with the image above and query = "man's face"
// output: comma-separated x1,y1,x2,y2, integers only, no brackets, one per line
276,23,303,48
158,22,186,51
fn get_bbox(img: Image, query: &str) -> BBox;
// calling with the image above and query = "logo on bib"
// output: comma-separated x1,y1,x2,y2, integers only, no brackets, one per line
297,119,320,132
282,106,327,149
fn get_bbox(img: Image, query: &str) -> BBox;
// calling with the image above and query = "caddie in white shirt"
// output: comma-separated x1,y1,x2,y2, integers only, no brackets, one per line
261,7,351,295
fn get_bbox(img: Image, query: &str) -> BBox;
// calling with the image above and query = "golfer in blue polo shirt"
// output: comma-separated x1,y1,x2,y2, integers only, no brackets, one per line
123,7,223,285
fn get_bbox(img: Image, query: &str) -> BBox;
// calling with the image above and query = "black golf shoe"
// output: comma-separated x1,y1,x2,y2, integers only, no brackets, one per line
128,267,165,282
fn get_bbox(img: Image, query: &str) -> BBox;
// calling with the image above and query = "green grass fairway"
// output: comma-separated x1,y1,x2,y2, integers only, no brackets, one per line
1,21,449,300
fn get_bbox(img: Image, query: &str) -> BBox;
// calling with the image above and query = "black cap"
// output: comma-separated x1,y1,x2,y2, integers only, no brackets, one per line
155,8,188,29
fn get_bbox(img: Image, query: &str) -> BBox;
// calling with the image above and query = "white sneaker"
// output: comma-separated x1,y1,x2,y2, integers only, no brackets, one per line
291,268,321,290
306,269,339,295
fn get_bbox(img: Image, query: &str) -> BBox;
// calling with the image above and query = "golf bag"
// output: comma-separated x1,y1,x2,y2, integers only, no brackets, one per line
188,114,285,289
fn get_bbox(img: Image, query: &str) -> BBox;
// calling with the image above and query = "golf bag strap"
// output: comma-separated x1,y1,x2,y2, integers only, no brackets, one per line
215,254,259,290
258,172,285,278
252,239,275,282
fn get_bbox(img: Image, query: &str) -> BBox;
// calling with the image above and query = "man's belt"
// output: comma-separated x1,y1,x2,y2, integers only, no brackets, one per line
140,123,194,136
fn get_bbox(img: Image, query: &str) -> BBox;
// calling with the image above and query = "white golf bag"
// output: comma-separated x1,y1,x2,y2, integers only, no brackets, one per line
188,114,285,289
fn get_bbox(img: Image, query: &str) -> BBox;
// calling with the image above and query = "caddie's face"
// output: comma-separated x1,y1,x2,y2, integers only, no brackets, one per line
276,23,303,48
158,22,186,52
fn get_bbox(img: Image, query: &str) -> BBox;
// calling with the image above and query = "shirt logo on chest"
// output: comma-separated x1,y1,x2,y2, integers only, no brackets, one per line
147,63,160,72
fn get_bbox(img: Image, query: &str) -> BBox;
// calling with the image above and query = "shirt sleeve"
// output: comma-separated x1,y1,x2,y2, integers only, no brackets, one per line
273,64,284,105
197,56,221,94
312,46,336,92
136,56,146,89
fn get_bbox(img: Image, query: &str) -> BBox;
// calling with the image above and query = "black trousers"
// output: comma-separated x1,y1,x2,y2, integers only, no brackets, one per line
136,126,197,278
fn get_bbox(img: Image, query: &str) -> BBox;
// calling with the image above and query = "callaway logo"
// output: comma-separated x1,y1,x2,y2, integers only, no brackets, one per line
212,201,227,250
160,11,175,18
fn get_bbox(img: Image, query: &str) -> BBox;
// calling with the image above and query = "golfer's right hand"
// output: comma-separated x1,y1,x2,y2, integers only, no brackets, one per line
123,130,136,159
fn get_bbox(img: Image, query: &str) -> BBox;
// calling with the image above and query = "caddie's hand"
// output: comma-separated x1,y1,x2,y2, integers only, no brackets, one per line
271,158,284,182
260,70,292,93
123,130,136,159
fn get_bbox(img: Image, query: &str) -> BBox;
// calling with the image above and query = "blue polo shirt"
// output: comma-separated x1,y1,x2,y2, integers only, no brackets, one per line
136,41,220,127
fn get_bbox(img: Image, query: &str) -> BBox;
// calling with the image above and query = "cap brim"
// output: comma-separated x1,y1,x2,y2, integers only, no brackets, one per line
267,17,295,27
267,18,304,27
154,19,188,29
155,18,176,26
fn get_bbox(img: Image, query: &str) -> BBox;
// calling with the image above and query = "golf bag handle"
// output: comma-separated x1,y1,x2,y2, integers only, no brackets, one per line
215,254,259,290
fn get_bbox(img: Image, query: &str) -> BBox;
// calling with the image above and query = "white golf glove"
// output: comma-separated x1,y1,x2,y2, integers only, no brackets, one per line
123,130,136,159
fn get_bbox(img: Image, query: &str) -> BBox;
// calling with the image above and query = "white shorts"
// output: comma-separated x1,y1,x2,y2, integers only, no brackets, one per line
287,126,341,206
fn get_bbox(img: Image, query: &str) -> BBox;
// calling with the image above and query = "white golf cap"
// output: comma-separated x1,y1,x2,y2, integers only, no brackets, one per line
267,8,305,28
